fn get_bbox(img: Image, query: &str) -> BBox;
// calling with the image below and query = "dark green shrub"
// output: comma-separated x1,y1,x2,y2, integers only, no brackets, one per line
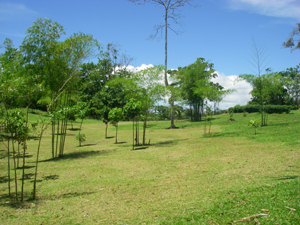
229,105,291,114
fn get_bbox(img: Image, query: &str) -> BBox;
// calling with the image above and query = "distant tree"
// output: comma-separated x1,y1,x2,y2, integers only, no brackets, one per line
177,58,231,121
283,23,300,51
279,65,300,107
242,73,292,106
129,0,196,128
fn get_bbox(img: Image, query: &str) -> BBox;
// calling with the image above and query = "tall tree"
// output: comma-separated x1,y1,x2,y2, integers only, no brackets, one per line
283,23,300,51
177,58,226,121
129,0,196,128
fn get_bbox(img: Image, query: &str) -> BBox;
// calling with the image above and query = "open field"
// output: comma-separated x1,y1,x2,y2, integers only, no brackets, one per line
1,111,300,224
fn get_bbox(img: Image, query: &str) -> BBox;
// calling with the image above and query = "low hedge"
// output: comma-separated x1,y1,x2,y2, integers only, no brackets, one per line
228,105,292,114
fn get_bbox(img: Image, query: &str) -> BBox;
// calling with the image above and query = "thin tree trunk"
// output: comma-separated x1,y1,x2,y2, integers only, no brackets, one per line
52,120,55,158
132,119,135,150
21,141,26,201
7,138,11,196
55,119,59,158
33,127,44,200
105,123,108,138
135,119,138,145
164,8,168,87
12,137,18,201
143,119,146,145
17,142,20,168
115,124,118,144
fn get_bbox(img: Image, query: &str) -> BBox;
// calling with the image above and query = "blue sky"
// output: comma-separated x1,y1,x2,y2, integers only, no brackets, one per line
1,0,300,108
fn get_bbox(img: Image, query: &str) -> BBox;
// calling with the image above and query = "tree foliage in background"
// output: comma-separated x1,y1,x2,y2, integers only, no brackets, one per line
279,65,300,107
177,58,232,121
283,23,300,51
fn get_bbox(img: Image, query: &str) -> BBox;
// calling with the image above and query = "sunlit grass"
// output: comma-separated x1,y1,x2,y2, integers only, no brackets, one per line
0,110,299,224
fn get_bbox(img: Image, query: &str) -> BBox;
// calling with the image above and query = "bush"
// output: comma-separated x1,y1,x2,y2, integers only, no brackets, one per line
228,105,291,114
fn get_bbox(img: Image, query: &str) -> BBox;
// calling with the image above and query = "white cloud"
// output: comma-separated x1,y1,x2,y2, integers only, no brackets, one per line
125,64,154,72
228,0,300,20
211,72,252,109
0,3,38,21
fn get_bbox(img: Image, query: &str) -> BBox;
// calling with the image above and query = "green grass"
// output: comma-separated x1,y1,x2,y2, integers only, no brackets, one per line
0,110,300,224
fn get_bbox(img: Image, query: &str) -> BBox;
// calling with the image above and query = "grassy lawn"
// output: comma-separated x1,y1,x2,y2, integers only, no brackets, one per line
0,110,300,224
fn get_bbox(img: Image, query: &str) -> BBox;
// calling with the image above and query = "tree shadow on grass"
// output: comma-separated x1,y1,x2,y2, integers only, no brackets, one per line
47,191,95,200
78,143,96,147
132,146,149,151
27,136,39,141
115,142,127,144
0,150,7,159
152,138,188,148
105,136,114,139
0,193,33,209
42,174,59,181
68,128,81,131
0,176,11,184
39,150,109,162
273,175,298,180
17,165,35,170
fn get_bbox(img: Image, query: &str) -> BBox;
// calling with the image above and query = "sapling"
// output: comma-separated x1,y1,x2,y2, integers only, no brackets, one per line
108,107,123,144
76,132,86,146
229,110,234,121
248,119,260,135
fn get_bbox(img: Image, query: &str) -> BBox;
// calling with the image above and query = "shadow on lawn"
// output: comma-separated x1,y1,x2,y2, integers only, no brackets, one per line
47,191,95,200
273,175,298,180
78,143,96,147
39,150,109,162
133,146,149,150
0,175,11,184
153,138,188,147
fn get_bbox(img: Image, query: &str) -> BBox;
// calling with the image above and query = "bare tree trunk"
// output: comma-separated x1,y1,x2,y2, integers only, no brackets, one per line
132,119,135,150
164,9,168,87
115,124,118,144
33,127,45,200
21,141,26,201
12,137,18,201
7,138,11,196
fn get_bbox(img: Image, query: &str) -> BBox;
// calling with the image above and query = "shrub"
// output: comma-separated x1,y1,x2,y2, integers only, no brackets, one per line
228,105,291,114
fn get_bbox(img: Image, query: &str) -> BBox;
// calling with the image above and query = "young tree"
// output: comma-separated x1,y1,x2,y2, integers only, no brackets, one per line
108,108,123,143
124,99,142,150
132,65,166,142
129,0,196,128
